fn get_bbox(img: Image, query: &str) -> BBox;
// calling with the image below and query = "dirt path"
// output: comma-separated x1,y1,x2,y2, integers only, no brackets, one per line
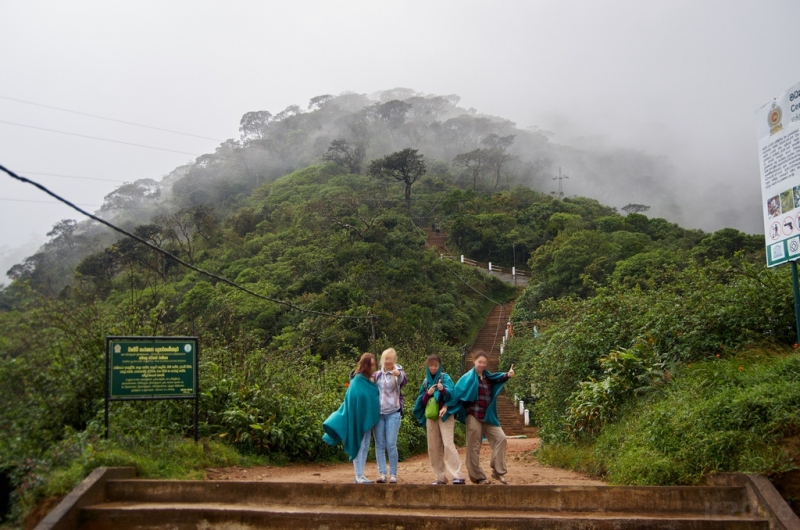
205,438,603,486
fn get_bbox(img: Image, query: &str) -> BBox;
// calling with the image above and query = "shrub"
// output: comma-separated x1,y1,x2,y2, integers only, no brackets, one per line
565,342,665,439
536,349,800,485
507,258,795,442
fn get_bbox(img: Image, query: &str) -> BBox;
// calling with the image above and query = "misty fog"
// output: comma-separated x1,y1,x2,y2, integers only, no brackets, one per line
3,0,800,280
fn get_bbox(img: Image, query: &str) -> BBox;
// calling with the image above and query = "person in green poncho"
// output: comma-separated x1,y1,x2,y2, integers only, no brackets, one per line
322,352,380,484
412,354,466,485
445,350,515,484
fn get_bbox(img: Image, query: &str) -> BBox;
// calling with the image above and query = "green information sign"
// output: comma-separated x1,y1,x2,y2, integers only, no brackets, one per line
105,336,199,440
107,337,197,398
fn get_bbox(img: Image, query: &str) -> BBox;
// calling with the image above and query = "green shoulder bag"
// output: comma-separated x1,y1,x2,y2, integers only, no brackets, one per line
425,395,439,420
424,377,442,420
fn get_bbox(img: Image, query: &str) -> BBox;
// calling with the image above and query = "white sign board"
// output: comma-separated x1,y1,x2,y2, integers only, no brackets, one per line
757,81,800,267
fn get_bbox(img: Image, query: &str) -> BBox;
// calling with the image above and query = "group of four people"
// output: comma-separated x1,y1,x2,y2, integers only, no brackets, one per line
322,347,515,485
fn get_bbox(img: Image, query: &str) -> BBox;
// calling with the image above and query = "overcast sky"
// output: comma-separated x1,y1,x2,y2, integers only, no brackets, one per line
2,0,799,260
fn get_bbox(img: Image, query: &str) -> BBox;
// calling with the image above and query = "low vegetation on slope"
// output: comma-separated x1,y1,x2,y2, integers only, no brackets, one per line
502,210,799,495
540,347,800,485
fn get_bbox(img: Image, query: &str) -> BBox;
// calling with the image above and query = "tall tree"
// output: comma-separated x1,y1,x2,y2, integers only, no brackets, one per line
369,148,427,214
239,110,272,142
323,139,367,174
372,100,412,127
101,179,160,211
452,148,488,190
481,134,516,192
308,94,334,110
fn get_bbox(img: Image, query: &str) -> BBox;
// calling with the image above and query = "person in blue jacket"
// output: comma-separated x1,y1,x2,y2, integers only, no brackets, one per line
446,350,515,484
322,352,380,484
412,354,466,485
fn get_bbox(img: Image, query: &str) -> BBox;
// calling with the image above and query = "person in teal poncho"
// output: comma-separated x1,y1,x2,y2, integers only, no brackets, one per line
412,354,466,485
445,350,515,484
322,352,380,484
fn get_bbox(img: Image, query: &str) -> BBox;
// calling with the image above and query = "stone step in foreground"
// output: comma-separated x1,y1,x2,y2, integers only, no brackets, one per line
38,468,800,530
80,503,766,530
102,480,753,513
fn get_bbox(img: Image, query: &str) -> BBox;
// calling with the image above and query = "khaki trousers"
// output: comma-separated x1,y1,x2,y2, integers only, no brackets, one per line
465,414,507,483
426,415,464,482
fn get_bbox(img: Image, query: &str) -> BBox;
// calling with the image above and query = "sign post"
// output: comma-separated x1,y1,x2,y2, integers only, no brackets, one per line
793,262,800,343
757,82,800,343
105,336,199,441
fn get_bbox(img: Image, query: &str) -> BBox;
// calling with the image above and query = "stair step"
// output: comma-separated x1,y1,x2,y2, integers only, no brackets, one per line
102,481,752,515
80,502,768,530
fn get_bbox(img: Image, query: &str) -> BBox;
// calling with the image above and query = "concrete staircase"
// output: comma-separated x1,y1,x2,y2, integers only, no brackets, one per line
424,227,450,254
76,479,769,529
422,227,528,432
423,227,531,435
466,302,533,437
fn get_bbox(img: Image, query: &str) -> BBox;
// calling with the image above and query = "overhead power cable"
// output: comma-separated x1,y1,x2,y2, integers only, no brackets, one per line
0,95,223,141
408,216,503,306
17,171,126,183
438,259,503,306
284,319,371,358
0,197,153,211
0,164,371,321
0,197,101,207
0,120,200,156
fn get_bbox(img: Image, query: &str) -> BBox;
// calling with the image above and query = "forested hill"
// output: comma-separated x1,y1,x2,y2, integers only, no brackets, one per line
5,88,684,295
0,90,792,523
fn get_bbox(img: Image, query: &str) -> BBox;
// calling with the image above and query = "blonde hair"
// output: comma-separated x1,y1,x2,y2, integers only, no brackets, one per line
380,348,397,370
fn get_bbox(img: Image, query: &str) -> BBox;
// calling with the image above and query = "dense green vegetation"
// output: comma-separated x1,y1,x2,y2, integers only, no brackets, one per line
504,256,791,439
0,160,518,523
500,207,799,489
1,89,794,524
536,347,800,485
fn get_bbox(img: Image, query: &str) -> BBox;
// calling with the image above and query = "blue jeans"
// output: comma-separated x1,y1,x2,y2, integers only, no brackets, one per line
353,430,372,478
373,411,401,476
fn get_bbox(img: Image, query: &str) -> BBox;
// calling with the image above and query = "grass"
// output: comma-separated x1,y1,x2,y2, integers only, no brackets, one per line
10,427,269,525
536,346,800,485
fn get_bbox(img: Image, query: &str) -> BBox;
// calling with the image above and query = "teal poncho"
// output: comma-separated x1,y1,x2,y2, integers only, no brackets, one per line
412,366,454,425
322,373,380,460
445,367,508,426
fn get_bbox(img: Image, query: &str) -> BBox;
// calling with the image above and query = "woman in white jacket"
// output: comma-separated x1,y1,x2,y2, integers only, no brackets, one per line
372,348,407,483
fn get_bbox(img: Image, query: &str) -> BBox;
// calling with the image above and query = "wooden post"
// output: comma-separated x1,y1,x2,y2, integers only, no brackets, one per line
370,311,378,357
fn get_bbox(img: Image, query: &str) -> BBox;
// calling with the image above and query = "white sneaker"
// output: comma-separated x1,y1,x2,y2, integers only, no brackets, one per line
389,475,397,484
376,475,386,483
354,475,373,484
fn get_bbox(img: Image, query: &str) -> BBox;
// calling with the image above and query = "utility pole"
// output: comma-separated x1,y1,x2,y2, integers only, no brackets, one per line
369,310,378,357
553,166,569,200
